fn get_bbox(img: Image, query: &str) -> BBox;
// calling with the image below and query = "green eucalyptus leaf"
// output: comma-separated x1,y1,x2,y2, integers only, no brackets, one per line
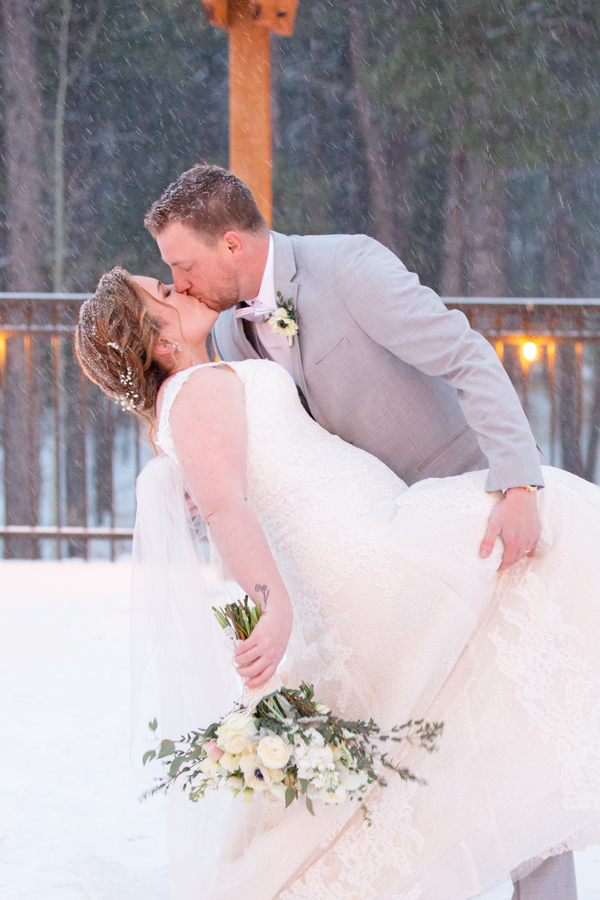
169,757,184,777
157,740,176,759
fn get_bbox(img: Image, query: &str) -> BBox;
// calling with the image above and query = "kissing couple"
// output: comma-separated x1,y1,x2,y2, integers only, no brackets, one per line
76,164,600,900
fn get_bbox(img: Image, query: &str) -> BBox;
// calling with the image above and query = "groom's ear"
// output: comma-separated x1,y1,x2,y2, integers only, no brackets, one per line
221,230,245,258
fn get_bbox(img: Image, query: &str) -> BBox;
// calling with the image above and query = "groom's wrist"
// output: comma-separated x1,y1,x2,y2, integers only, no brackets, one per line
504,485,539,498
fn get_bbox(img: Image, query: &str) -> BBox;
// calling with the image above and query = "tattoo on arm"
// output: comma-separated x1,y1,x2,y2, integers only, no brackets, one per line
255,584,270,608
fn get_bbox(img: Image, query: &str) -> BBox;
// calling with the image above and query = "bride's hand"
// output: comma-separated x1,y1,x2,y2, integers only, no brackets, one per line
234,603,293,689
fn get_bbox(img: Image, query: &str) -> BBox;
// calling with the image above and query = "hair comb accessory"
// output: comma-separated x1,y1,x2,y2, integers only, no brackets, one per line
118,365,140,411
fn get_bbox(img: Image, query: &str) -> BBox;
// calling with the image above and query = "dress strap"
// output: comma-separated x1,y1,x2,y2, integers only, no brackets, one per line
156,362,232,460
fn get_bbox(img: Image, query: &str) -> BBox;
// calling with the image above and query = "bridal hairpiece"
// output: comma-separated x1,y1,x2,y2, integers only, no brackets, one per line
106,339,141,411
117,365,141,412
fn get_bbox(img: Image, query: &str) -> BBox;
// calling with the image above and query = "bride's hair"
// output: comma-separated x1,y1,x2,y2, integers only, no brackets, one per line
75,266,171,427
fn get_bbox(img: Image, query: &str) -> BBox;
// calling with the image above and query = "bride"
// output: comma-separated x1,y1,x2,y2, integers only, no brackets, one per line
75,266,600,900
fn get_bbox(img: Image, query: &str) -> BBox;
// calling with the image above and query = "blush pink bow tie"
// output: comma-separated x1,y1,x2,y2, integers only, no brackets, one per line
234,301,273,323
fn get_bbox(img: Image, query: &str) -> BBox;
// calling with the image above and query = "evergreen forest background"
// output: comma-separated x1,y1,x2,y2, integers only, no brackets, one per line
3,0,600,300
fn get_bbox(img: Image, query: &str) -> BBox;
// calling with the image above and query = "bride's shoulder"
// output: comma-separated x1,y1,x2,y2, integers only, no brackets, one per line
157,363,244,421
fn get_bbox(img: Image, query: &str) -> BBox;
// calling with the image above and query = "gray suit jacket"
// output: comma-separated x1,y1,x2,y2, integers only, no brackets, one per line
212,231,544,492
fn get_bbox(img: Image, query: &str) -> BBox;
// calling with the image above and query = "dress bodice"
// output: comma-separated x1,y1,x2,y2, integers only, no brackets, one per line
156,359,405,541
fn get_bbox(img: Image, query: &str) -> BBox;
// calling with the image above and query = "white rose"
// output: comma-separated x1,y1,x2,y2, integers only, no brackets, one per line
257,734,291,770
268,767,286,784
216,711,257,754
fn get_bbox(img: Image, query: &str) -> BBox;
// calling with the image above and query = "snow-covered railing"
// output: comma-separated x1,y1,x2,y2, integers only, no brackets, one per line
1,293,600,559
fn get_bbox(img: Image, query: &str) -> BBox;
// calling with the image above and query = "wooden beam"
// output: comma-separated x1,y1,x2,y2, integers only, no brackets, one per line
228,0,272,224
248,0,298,36
201,0,298,224
202,0,229,30
202,0,297,35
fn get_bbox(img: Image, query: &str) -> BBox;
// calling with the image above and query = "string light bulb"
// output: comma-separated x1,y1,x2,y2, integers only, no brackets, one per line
522,341,538,363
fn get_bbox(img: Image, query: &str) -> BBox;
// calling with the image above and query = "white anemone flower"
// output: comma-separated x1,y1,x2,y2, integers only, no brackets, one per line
269,310,299,341
240,753,272,792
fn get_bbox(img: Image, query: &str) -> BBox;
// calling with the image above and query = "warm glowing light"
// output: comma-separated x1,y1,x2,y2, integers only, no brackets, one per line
522,341,538,362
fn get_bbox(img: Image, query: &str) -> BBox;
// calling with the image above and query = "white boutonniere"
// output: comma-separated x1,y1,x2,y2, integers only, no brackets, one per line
267,292,299,346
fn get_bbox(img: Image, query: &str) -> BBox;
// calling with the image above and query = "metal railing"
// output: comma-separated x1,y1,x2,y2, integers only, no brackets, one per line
447,298,600,477
1,292,600,559
0,292,151,560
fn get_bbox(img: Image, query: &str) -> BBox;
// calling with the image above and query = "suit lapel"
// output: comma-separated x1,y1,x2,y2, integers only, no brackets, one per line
226,308,262,360
271,232,310,401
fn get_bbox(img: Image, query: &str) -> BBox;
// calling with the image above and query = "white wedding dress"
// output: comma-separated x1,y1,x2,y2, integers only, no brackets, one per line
133,358,600,900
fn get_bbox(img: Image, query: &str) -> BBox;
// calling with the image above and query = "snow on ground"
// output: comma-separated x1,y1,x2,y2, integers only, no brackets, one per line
0,562,167,900
0,561,598,900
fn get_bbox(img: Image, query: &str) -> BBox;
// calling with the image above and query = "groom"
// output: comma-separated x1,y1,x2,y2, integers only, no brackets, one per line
145,164,545,573
145,164,575,898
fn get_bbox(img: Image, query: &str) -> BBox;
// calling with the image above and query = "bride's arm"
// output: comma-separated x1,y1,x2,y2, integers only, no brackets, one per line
169,366,293,689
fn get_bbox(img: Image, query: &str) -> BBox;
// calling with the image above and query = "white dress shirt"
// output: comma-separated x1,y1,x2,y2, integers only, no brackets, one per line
251,236,295,377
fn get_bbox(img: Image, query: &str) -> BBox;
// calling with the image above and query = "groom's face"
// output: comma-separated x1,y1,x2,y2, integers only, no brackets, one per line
156,222,241,313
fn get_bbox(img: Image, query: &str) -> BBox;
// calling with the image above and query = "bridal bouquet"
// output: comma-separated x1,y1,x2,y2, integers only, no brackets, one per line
143,597,442,816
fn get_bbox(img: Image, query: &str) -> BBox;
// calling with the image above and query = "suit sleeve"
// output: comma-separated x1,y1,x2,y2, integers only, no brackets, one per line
211,322,224,361
334,235,544,492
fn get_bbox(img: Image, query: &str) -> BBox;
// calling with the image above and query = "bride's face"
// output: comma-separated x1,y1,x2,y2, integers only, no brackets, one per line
132,276,219,354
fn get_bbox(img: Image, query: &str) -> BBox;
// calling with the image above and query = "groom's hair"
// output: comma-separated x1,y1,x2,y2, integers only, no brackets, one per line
144,164,268,242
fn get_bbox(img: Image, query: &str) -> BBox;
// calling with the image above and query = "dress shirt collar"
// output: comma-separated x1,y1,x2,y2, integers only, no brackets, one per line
251,234,275,310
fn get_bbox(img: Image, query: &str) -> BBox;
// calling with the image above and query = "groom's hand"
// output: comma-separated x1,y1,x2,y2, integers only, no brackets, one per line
480,488,541,571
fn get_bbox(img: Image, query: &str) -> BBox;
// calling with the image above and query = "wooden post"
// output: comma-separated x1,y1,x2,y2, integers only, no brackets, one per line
228,0,272,223
202,0,298,227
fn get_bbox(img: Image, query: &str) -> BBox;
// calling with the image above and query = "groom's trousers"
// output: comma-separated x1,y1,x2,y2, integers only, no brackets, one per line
512,851,577,899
